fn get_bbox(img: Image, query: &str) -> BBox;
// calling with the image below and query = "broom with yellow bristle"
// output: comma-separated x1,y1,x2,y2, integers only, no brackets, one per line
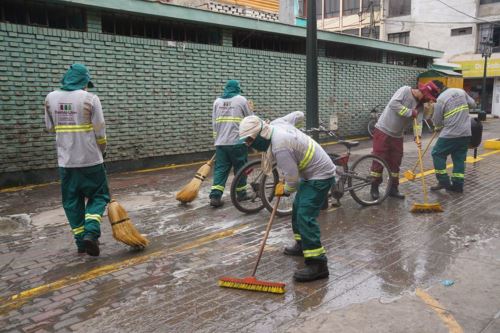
219,196,286,294
104,160,148,248
107,199,149,248
410,119,443,213
176,155,215,203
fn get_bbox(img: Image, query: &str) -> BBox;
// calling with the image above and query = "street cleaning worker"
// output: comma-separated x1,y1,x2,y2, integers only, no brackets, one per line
430,86,476,193
209,80,253,208
370,80,443,200
45,64,110,256
239,112,335,282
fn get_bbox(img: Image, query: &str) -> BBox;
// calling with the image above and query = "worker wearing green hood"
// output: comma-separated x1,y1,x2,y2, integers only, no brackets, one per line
209,80,253,207
45,64,110,256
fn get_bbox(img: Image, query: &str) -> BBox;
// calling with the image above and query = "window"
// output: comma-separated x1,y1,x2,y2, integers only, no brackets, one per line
388,31,410,44
233,30,305,54
297,0,323,19
101,13,222,45
363,0,380,9
361,26,380,39
477,23,500,53
0,0,86,31
341,28,360,36
343,0,360,15
387,52,429,67
324,42,382,63
451,27,472,36
298,0,306,18
324,0,340,18
388,0,411,17
480,0,500,4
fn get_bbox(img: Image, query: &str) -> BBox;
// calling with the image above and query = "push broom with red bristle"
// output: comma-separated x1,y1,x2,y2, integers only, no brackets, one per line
218,196,286,294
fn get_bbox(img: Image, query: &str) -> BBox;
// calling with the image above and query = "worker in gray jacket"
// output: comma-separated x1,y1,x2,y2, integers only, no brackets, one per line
239,112,335,282
45,64,109,256
430,86,475,193
209,80,253,207
370,80,443,200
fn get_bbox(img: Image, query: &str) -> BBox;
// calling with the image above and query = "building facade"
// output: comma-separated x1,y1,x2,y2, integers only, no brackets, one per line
0,0,441,187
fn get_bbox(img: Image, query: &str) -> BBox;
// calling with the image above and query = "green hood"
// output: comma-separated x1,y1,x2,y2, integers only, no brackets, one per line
60,63,94,91
221,80,242,99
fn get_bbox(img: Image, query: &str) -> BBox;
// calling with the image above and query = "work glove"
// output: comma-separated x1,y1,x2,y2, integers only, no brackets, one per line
274,182,290,197
102,150,107,159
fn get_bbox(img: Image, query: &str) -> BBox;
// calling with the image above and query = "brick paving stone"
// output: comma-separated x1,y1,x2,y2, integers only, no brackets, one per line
30,309,65,323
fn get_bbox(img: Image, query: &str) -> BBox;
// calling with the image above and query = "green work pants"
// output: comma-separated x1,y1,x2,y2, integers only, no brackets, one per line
210,144,248,199
291,177,335,262
59,164,110,250
431,137,470,188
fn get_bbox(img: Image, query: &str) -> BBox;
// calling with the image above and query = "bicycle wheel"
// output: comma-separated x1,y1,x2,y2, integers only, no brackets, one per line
367,119,376,138
348,154,392,206
230,159,265,214
259,166,295,217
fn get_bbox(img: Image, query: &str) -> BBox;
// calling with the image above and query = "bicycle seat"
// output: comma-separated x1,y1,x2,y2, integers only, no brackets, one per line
339,140,359,148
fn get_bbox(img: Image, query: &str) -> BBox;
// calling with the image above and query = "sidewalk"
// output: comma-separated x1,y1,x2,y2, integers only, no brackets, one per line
1,119,499,333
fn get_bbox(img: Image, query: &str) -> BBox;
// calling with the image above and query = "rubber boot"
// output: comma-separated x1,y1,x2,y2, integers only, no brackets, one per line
210,197,224,208
388,187,405,199
284,241,302,256
430,182,450,191
446,183,463,193
370,184,380,200
83,235,100,257
293,259,329,282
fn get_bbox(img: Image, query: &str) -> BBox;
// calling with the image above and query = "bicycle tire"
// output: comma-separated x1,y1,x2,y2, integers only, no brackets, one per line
348,154,392,206
259,166,295,217
230,159,266,214
367,119,376,138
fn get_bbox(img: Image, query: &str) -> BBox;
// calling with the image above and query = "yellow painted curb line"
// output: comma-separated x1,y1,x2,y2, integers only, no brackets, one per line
416,288,463,333
0,225,247,315
484,138,500,150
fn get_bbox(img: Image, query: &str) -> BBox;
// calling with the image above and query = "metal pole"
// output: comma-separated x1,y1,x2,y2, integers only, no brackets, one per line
479,54,488,121
306,0,319,140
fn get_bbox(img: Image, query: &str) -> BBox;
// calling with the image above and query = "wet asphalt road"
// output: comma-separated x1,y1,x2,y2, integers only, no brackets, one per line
0,119,499,333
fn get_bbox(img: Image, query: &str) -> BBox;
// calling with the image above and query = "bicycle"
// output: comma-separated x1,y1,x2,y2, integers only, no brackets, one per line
231,126,393,216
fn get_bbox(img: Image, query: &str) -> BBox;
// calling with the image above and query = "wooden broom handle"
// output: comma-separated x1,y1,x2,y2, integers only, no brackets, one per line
411,130,438,173
251,196,281,277
414,119,429,203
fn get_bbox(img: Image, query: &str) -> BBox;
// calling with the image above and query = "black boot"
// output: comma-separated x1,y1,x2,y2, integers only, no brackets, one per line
210,197,223,208
284,241,302,256
237,192,253,202
446,183,463,193
293,259,329,282
83,235,100,257
388,187,405,199
430,183,450,191
370,184,380,200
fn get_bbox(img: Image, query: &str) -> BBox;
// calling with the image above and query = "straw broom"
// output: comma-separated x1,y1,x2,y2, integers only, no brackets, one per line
410,119,443,213
404,130,438,181
176,155,215,203
103,161,149,248
107,200,149,248
218,196,286,294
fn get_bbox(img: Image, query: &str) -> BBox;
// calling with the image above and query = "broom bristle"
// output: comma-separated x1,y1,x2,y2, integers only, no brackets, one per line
218,276,285,294
175,178,202,203
108,200,149,248
175,160,213,203
410,203,444,213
